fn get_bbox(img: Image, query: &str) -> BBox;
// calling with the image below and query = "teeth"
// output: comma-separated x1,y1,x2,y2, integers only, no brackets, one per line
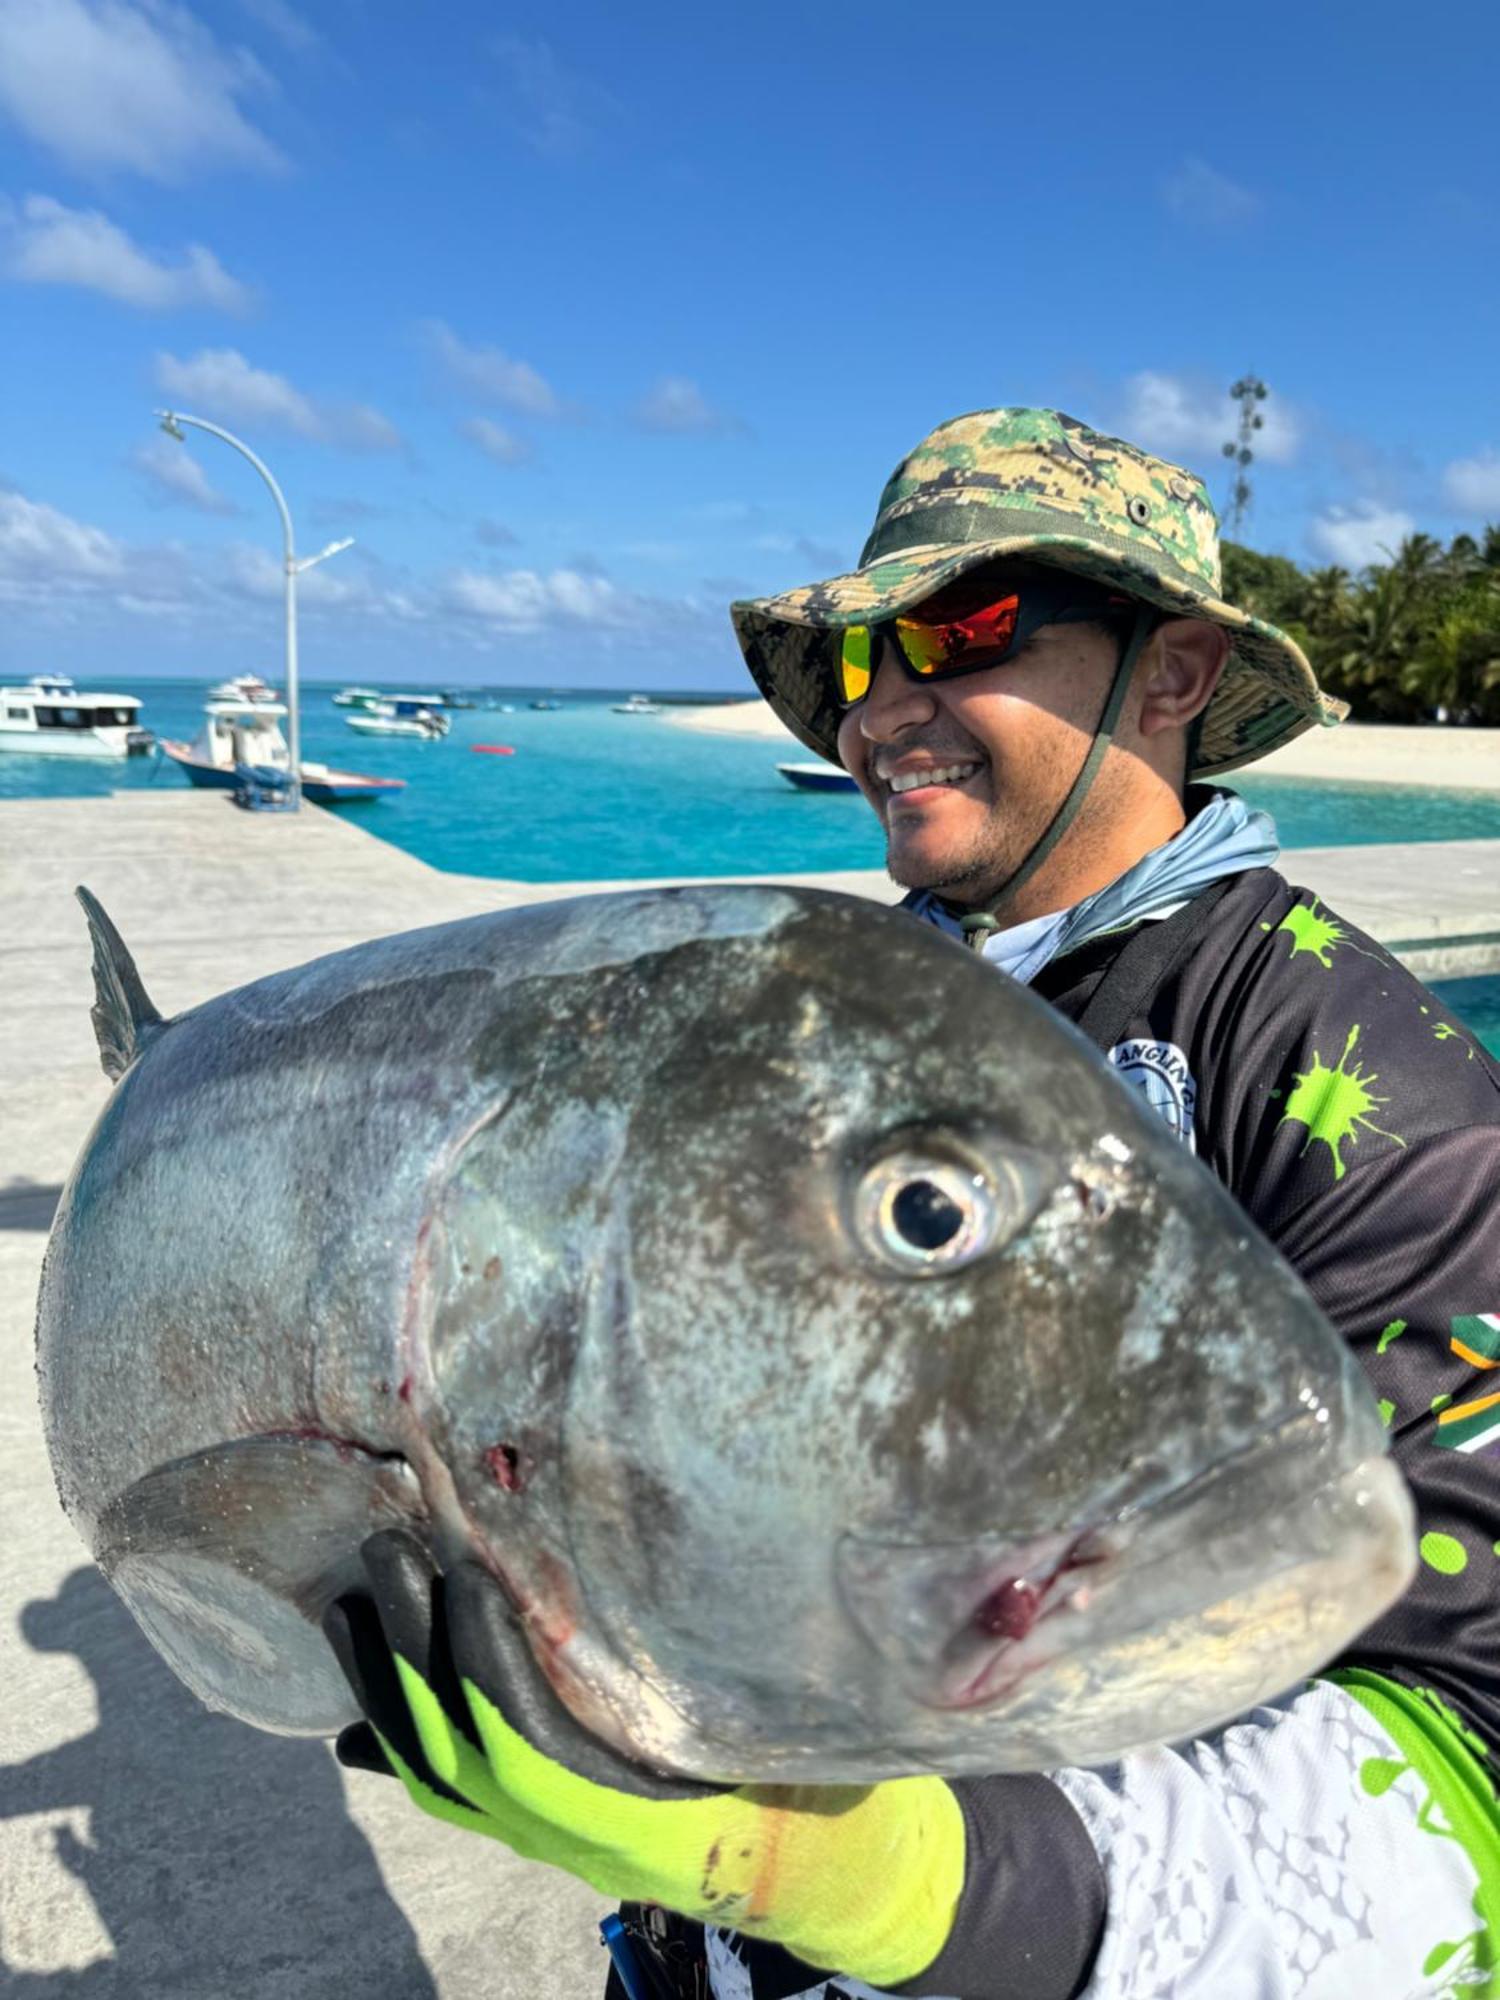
888,763,978,795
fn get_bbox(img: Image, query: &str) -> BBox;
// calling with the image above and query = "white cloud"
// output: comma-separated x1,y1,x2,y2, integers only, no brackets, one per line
338,403,402,453
421,319,559,416
1118,371,1299,471
132,437,238,513
154,349,402,451
490,34,614,157
223,541,420,619
0,488,125,601
1160,158,1260,228
442,567,630,627
1442,450,1500,516
461,417,534,466
1308,502,1416,569
1,193,252,310
238,0,319,54
0,0,282,182
157,345,317,432
633,376,740,436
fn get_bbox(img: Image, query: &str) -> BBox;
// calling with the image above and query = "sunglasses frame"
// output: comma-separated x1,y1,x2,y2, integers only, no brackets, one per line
834,577,1137,710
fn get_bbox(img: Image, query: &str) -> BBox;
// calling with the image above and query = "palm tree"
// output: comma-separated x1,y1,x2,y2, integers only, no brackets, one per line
1401,580,1500,722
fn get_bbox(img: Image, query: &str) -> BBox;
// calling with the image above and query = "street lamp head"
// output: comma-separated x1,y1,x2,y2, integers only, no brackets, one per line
157,411,186,443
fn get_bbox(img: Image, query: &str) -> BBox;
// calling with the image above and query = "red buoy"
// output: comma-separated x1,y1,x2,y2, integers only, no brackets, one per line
472,744,516,756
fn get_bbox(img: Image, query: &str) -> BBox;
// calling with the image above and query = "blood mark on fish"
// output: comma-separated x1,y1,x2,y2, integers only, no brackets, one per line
973,1575,1046,1643
484,1441,526,1493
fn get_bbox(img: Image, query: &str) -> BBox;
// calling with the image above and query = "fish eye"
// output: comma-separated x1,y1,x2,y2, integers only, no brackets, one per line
855,1150,1028,1277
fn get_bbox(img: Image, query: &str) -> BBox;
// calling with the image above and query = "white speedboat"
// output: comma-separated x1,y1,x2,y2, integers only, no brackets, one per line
160,699,405,805
778,761,859,793
208,673,279,704
612,693,662,714
344,696,449,739
331,685,385,709
0,675,153,758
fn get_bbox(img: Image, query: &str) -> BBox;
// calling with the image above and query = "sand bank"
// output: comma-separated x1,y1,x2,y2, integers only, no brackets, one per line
670,702,1500,793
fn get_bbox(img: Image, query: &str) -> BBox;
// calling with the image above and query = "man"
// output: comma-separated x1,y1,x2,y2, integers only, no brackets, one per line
326,411,1500,1997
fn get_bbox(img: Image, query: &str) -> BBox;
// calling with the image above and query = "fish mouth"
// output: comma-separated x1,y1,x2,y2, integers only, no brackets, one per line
837,1518,1119,1716
836,1408,1410,1719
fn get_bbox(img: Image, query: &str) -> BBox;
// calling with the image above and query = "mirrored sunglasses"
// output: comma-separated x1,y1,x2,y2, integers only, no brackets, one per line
835,574,1135,708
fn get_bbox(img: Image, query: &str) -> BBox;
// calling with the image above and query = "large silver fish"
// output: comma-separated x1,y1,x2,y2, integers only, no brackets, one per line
37,883,1414,1783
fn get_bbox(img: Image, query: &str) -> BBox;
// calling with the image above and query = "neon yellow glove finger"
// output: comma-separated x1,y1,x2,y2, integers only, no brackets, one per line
326,1532,965,1989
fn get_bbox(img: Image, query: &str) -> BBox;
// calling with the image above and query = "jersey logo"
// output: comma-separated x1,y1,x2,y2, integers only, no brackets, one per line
1106,1039,1198,1151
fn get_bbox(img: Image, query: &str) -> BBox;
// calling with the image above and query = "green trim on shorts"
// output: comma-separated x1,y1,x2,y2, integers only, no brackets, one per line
1328,1668,1500,1996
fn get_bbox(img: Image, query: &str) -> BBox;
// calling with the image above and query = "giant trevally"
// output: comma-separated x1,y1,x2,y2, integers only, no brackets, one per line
37,883,1414,1783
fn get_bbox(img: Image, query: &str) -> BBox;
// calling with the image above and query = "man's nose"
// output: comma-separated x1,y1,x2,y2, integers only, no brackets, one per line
855,637,936,741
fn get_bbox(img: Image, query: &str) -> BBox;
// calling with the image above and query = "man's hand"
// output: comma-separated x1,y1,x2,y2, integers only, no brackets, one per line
323,1531,964,1989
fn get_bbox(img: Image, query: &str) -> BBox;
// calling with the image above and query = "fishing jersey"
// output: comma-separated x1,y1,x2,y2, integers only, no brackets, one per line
668,867,1500,2000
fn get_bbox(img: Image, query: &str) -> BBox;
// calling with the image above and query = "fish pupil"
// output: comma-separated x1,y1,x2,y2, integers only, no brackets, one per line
891,1178,965,1250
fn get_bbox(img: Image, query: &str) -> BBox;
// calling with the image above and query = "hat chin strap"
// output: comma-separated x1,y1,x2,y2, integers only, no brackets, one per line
958,605,1154,952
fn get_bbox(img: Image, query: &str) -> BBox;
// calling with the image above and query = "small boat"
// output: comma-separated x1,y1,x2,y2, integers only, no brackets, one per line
612,694,662,715
160,699,404,805
777,761,860,794
529,698,562,711
345,696,449,740
441,689,478,709
331,685,385,710
0,675,154,758
208,673,278,704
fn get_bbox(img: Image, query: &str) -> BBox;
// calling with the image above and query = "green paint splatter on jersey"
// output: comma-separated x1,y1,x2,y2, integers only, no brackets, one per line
1275,903,1345,968
1343,1678,1500,1994
1269,899,1383,970
1379,1397,1396,1427
1360,1754,1406,1798
1379,1318,1409,1354
1421,1531,1469,1576
1435,1022,1476,1059
1279,1025,1407,1181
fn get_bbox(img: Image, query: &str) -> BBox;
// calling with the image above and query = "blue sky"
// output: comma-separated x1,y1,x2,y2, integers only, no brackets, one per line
1,0,1498,689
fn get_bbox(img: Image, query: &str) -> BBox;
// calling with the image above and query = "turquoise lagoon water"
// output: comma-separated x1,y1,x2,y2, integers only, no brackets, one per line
1431,977,1500,1059
7,679,1498,1052
7,678,1500,882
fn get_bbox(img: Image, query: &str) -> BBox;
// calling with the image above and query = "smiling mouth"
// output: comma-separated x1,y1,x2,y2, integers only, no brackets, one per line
884,761,983,799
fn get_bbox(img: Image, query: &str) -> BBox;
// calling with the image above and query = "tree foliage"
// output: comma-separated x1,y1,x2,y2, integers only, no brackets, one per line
1221,530,1500,724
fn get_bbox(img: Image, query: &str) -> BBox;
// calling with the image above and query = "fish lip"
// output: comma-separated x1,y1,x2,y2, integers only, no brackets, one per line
847,1403,1362,1716
923,1527,1121,1712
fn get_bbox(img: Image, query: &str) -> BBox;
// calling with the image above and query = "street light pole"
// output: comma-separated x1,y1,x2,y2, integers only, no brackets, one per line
156,410,352,810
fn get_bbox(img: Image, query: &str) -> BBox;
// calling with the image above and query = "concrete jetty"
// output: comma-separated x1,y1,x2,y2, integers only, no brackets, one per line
3,790,1497,1996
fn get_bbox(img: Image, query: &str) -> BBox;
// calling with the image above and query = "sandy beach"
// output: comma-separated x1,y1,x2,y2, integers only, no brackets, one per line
671,701,1500,793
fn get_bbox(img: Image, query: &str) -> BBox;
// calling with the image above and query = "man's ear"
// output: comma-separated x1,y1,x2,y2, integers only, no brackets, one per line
1136,619,1229,739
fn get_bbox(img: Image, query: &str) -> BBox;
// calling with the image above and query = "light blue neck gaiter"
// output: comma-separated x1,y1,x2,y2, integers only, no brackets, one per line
904,788,1279,986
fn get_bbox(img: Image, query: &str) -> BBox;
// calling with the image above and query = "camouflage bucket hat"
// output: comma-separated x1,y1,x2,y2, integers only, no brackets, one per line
730,407,1346,780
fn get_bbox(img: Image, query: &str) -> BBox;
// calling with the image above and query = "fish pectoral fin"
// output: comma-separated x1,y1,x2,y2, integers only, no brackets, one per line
96,1434,429,1736
75,885,165,1082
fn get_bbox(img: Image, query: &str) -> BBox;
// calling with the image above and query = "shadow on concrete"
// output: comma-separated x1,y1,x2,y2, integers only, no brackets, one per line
0,1182,62,1232
0,1567,438,1997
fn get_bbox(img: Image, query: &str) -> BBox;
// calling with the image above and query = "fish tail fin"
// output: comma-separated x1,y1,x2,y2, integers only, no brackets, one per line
76,886,164,1081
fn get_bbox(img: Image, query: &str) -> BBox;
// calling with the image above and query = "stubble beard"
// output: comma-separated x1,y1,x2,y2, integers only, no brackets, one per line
888,768,1064,912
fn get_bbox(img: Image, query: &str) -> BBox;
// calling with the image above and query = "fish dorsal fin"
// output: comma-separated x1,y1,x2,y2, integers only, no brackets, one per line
76,885,164,1081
